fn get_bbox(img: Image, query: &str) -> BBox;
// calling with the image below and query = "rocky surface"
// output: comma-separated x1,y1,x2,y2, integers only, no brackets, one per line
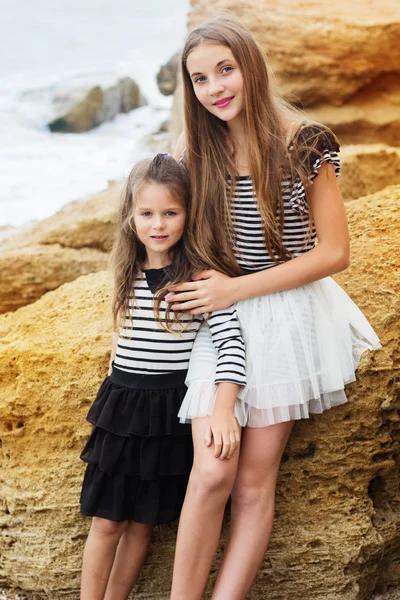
0,183,120,313
0,184,399,599
187,0,400,107
308,76,400,147
156,52,181,96
0,244,108,314
340,145,400,200
170,1,400,149
48,78,146,133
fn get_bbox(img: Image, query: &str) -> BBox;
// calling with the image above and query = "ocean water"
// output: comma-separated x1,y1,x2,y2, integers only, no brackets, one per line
0,0,189,227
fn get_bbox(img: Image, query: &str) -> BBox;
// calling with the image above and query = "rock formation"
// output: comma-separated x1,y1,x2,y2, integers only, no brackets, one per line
340,145,400,200
0,245,108,314
187,0,400,107
0,184,398,599
48,78,147,133
170,0,400,154
0,184,120,313
1,1,399,596
157,52,181,96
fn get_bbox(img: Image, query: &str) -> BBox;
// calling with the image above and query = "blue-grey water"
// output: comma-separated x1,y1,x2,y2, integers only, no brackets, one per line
0,0,189,226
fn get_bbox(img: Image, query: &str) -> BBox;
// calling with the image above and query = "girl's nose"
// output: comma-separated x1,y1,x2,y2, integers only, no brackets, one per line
153,216,165,229
209,78,225,97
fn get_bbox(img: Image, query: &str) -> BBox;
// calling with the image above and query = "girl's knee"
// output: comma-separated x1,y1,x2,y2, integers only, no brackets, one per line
231,479,276,513
91,516,127,537
189,460,236,501
125,521,153,540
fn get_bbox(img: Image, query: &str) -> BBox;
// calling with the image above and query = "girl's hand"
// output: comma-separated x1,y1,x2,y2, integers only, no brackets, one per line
166,270,237,314
204,409,241,460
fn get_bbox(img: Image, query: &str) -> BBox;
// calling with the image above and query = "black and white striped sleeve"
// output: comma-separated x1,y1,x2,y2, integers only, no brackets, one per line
207,306,246,386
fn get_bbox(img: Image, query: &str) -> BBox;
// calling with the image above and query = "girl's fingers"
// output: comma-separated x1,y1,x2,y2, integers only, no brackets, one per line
167,282,200,293
172,300,208,311
204,426,212,446
166,291,203,303
214,434,222,458
220,440,231,460
192,270,214,281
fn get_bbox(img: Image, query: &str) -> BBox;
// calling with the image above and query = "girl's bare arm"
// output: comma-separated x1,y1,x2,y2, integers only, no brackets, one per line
167,163,350,313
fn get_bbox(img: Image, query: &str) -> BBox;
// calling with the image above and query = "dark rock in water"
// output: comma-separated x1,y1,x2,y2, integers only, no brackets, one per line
48,78,146,133
157,51,181,96
158,119,169,134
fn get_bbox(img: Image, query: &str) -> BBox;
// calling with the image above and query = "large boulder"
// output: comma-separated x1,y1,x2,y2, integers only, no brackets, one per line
0,184,120,313
156,52,181,96
188,0,400,107
1,184,121,254
340,145,400,200
0,244,108,314
308,76,400,147
48,78,146,133
0,184,398,599
171,1,400,148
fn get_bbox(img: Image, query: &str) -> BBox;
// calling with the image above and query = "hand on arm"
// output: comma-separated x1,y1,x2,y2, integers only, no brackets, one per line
204,383,241,460
166,163,350,313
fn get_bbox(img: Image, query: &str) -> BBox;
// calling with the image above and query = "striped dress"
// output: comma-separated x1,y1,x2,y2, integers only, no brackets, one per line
179,125,381,427
114,268,246,386
231,125,341,272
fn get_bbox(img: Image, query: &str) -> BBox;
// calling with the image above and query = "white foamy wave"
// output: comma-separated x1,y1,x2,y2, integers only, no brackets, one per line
0,0,189,227
0,105,170,226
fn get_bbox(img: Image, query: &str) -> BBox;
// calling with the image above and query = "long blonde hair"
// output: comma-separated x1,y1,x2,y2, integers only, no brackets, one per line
181,15,338,273
110,154,194,332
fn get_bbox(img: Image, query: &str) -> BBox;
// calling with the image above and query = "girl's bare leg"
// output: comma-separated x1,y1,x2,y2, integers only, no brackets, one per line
80,516,129,600
104,521,153,600
170,417,240,600
212,420,294,600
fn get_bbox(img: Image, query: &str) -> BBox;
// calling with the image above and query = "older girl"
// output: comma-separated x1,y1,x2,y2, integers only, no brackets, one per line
168,15,381,600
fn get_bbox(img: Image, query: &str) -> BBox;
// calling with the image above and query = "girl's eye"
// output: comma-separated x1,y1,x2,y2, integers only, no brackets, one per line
165,211,177,216
141,212,152,217
222,66,233,74
194,76,206,84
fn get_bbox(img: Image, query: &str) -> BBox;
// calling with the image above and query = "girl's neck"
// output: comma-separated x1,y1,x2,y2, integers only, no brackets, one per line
227,114,246,149
227,114,250,176
143,250,172,271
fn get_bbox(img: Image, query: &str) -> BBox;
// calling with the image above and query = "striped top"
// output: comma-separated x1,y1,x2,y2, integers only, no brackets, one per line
231,126,341,272
114,268,246,385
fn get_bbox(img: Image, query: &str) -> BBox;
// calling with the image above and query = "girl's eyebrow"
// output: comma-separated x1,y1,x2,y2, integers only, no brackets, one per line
136,205,183,210
190,59,233,78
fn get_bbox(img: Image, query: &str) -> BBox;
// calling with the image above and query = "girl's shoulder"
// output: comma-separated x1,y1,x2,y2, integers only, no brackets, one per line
173,132,186,162
289,121,340,155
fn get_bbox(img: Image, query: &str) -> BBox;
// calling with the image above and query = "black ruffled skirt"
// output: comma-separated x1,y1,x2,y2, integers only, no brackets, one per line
80,366,193,525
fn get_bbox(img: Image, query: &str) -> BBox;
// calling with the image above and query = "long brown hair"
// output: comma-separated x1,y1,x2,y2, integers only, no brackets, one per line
181,15,338,273
110,154,194,332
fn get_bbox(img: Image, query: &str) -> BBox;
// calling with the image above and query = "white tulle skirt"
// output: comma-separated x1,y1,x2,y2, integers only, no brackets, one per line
178,277,381,428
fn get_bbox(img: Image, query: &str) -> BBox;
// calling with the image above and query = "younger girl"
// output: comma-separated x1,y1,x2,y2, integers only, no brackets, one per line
167,15,382,600
79,154,246,600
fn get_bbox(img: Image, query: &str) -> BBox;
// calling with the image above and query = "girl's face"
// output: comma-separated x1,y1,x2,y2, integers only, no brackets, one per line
186,43,245,127
133,183,186,266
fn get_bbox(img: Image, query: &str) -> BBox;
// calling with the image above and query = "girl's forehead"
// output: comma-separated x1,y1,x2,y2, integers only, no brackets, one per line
134,184,185,207
186,43,234,72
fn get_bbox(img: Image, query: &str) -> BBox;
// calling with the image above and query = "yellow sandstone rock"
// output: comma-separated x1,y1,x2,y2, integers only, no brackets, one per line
187,0,400,107
171,1,400,149
0,184,120,314
340,145,400,201
0,245,108,314
0,185,398,599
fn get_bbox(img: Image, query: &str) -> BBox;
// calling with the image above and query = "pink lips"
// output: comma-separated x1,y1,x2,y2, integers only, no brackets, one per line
213,96,234,108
